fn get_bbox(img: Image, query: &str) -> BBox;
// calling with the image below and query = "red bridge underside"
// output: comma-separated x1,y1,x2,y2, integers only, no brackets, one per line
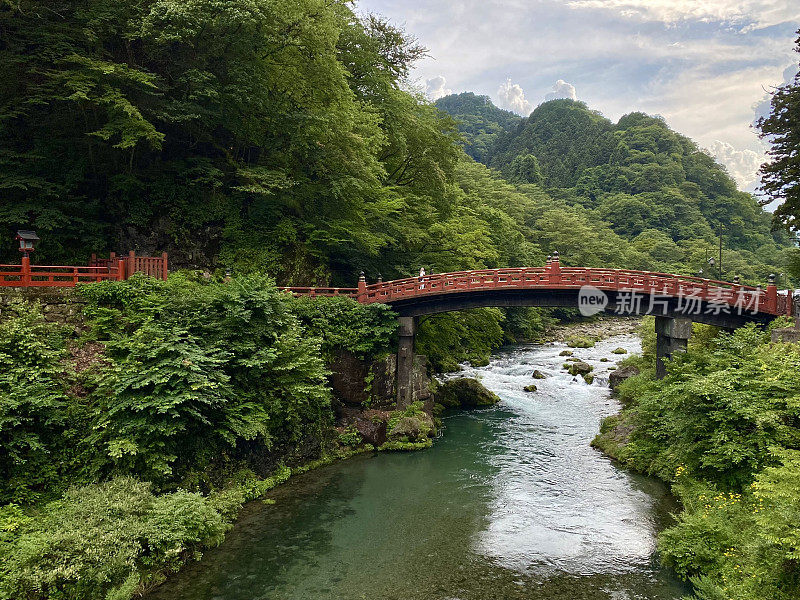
281,265,792,318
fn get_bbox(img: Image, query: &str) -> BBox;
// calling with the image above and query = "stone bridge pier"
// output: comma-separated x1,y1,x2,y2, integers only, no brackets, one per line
396,316,417,407
655,316,692,378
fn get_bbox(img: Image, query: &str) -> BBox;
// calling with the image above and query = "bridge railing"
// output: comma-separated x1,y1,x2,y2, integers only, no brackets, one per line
280,265,787,316
279,287,358,298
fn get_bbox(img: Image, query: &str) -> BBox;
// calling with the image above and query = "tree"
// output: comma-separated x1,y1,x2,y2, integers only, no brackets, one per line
757,31,800,231
505,153,543,184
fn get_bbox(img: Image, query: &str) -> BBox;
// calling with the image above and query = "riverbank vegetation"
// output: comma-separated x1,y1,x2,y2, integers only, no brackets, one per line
0,276,391,600
594,319,800,599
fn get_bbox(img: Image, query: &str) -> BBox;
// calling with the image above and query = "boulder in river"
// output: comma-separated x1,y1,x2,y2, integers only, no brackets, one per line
611,348,628,355
524,384,538,392
567,336,595,348
435,378,500,409
583,374,594,384
609,365,640,390
532,370,546,379
565,361,593,376
559,350,573,356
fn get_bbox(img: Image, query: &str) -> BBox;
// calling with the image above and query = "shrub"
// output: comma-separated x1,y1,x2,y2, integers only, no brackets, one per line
0,302,72,503
0,478,227,600
84,275,332,484
290,295,397,361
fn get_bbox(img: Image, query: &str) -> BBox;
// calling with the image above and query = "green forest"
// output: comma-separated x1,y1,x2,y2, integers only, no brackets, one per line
1,0,800,598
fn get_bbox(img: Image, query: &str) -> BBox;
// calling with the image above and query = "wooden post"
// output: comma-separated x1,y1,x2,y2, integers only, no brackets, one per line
548,252,562,285
117,259,126,281
161,252,168,281
128,250,135,279
357,272,367,303
766,277,778,314
73,266,79,286
21,255,30,286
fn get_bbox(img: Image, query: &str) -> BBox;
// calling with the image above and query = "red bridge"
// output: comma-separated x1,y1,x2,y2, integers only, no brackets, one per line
283,255,793,405
282,257,791,321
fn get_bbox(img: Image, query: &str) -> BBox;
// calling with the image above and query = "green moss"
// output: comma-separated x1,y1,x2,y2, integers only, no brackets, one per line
378,439,433,452
566,336,596,348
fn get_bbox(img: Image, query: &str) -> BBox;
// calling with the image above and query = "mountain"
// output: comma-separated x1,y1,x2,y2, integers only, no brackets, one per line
437,96,783,257
434,92,521,162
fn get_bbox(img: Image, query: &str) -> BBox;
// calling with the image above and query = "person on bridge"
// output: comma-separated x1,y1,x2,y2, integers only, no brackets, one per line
419,266,426,289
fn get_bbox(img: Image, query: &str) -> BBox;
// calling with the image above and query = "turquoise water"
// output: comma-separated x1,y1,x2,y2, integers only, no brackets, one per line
149,335,688,600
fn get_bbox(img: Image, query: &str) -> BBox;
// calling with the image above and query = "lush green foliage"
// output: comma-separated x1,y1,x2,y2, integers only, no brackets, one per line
434,92,521,162
291,296,397,361
416,309,507,372
757,32,800,232
81,275,332,484
597,324,800,599
436,95,792,285
0,477,227,600
0,303,73,504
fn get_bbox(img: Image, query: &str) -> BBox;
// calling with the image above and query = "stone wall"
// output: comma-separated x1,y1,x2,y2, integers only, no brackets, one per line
0,287,87,325
329,350,432,410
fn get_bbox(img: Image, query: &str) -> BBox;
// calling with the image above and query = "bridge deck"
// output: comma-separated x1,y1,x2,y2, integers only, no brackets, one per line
280,264,790,319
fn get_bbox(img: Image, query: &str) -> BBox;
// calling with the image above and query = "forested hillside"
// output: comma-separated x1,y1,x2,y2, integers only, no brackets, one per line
436,94,791,282
433,92,521,162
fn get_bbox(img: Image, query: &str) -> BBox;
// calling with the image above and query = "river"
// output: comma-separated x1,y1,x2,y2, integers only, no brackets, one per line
149,334,688,600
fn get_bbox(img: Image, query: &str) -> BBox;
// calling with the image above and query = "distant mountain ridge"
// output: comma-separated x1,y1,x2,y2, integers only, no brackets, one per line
434,92,521,162
435,94,779,256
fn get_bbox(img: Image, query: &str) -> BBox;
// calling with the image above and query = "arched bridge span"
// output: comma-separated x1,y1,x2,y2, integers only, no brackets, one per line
282,258,793,406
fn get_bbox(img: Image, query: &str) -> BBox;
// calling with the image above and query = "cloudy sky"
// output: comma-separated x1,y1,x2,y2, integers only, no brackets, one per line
355,0,799,193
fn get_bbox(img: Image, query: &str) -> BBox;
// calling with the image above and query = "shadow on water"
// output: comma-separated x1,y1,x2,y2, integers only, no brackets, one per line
149,335,690,600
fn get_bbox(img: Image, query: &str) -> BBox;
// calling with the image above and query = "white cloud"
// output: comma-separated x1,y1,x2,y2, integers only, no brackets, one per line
425,75,452,100
566,0,798,31
545,79,578,101
752,63,799,127
707,140,764,190
497,79,534,115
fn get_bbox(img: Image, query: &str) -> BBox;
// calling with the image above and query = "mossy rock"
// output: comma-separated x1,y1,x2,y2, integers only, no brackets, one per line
532,370,546,379
379,439,433,452
567,336,595,348
559,350,573,356
523,384,538,392
611,347,628,354
600,358,610,363
566,357,580,362
566,361,593,376
582,374,594,384
387,413,434,442
435,377,500,409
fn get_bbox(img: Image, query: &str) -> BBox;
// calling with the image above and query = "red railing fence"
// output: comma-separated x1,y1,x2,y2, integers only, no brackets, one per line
2,251,168,288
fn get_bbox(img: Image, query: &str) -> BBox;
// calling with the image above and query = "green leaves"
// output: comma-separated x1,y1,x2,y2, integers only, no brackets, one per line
0,477,227,600
0,302,71,503
79,275,330,483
